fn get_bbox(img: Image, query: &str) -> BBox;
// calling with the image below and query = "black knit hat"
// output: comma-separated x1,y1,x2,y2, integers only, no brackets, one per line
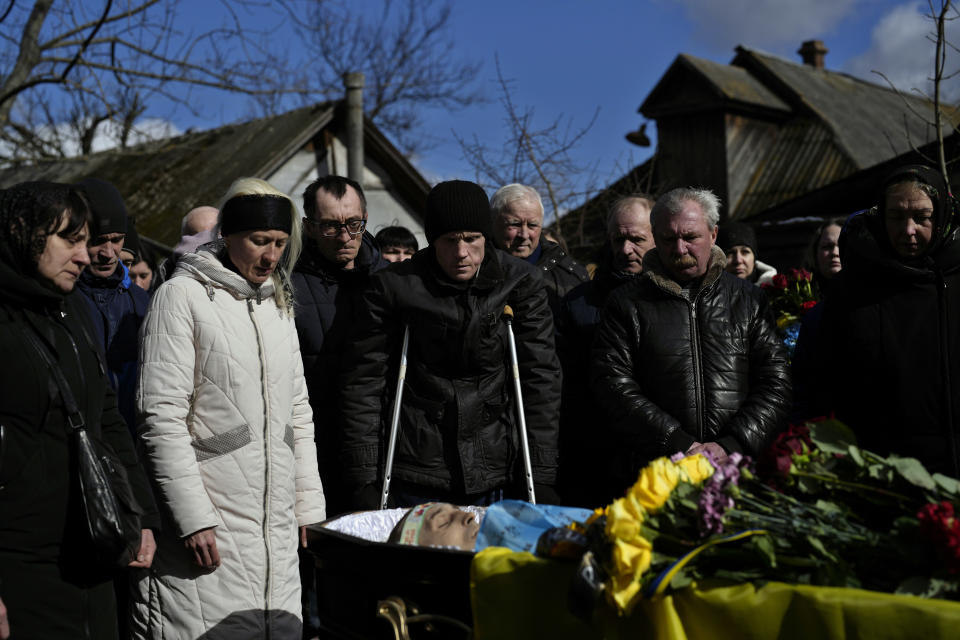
717,222,758,255
121,216,141,261
77,177,127,237
424,180,492,244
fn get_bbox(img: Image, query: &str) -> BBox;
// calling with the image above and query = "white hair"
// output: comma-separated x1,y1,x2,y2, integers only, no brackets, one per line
650,188,721,230
217,177,302,317
490,183,544,218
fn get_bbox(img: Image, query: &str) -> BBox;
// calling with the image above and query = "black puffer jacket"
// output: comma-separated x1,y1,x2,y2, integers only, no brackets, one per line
292,232,386,514
339,241,561,503
813,207,960,476
536,239,589,313
590,246,790,476
0,261,159,639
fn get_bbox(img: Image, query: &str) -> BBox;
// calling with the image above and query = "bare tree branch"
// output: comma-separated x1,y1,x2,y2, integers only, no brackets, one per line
0,0,113,109
0,1,15,26
280,0,484,155
932,0,953,191
454,56,601,246
871,69,937,127
0,0,480,164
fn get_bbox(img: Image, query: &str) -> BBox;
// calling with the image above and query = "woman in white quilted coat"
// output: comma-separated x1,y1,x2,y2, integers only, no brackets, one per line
132,178,325,639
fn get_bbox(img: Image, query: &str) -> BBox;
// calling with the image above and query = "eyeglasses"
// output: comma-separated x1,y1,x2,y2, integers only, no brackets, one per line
305,218,367,237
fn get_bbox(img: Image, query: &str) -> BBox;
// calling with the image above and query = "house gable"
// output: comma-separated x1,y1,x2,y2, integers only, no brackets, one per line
732,47,957,171
0,102,430,249
556,43,957,263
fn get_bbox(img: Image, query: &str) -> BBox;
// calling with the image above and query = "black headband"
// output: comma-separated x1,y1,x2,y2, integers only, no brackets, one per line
220,194,292,237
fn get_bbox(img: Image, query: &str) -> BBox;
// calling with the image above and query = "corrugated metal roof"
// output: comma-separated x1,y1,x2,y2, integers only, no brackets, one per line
735,118,857,218
735,48,959,170
0,103,338,247
680,54,791,112
557,45,960,261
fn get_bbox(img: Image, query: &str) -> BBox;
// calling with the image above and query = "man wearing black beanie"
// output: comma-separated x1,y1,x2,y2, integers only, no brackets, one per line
339,179,563,509
75,177,150,432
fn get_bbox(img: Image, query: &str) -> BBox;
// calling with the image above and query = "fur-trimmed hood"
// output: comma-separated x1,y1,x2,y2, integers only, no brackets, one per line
641,245,727,298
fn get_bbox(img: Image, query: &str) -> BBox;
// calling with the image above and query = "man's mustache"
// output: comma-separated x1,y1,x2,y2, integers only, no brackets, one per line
671,255,697,269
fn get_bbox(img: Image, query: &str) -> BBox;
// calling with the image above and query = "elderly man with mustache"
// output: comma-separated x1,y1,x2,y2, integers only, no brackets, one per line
589,187,791,497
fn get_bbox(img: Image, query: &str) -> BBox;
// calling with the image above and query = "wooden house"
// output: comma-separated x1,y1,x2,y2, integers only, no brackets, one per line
558,42,960,268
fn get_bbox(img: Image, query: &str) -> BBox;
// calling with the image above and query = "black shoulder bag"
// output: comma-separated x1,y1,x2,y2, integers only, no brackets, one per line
22,323,143,568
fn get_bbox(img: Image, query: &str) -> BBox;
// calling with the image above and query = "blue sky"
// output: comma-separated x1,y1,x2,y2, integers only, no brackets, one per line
164,1,959,213
409,0,956,189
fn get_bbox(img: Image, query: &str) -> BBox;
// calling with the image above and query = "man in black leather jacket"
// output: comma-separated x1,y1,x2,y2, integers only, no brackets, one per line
340,180,562,510
558,194,655,506
590,187,790,494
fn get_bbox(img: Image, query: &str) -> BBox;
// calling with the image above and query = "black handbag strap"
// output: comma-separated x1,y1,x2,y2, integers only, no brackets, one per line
20,322,86,432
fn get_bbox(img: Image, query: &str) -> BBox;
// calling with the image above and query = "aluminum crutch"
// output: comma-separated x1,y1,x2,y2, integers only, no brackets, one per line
380,324,410,510
502,305,536,504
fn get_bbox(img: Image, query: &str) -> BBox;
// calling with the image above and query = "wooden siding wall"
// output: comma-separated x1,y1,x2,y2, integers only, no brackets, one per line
725,114,780,216
735,119,856,218
657,113,729,215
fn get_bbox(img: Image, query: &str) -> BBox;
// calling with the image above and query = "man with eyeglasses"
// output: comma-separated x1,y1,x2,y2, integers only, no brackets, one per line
292,175,388,517
291,175,388,637
339,180,562,510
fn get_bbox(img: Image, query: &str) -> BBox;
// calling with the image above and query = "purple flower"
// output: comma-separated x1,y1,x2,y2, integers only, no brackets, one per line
697,453,750,536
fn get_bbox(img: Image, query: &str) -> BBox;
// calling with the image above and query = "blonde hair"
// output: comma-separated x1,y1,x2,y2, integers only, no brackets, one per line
217,177,302,316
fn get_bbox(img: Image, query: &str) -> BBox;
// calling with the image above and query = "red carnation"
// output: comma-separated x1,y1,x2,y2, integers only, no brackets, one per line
917,501,960,573
759,424,815,482
797,268,813,282
801,300,818,312
772,274,788,289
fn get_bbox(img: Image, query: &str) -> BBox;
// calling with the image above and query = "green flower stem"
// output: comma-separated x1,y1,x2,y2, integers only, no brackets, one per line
789,470,913,503
731,494,875,543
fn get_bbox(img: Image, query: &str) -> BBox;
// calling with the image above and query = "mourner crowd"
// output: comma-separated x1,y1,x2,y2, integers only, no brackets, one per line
0,163,957,639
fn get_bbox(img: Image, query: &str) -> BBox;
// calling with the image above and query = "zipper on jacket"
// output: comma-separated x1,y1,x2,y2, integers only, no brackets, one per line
247,298,273,636
688,301,704,441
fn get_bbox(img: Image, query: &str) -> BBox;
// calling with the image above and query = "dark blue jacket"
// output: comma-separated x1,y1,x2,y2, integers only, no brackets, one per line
76,263,149,431
291,232,387,514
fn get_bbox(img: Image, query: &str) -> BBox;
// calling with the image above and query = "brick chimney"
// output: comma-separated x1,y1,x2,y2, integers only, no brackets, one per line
798,40,828,69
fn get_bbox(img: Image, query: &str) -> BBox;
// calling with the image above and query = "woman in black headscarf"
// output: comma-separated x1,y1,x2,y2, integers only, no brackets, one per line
809,165,960,476
0,182,158,639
